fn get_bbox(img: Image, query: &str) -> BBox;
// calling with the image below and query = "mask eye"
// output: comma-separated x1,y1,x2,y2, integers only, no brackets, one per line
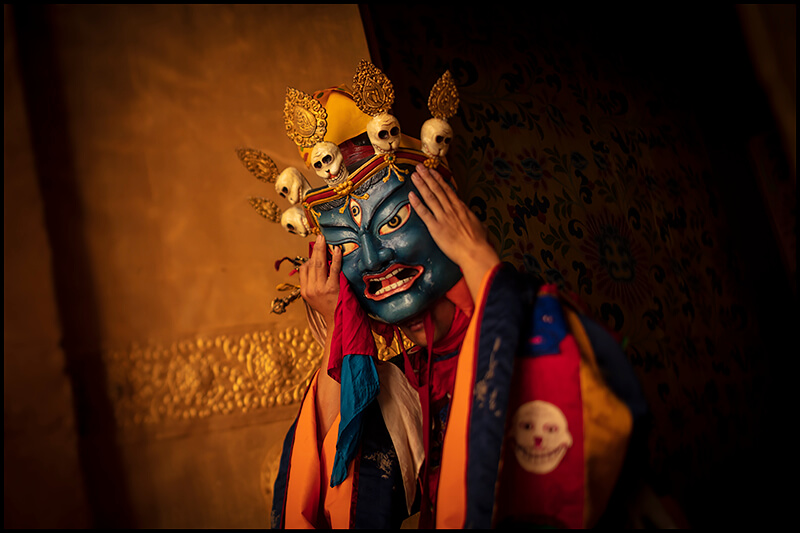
378,204,411,235
328,242,359,256
348,198,362,227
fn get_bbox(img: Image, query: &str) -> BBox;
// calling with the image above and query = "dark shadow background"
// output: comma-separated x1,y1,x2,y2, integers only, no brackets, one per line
362,4,795,528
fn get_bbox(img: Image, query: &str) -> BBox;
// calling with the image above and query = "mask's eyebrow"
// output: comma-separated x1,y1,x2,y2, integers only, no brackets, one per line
320,218,356,230
366,184,411,230
318,170,408,232
315,197,358,231
322,226,358,244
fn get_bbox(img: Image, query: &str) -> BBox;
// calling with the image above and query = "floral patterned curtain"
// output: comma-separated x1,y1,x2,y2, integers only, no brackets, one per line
363,5,795,526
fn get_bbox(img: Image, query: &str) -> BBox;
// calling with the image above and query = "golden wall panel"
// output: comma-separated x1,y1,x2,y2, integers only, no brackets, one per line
105,324,411,429
5,3,374,528
105,325,322,427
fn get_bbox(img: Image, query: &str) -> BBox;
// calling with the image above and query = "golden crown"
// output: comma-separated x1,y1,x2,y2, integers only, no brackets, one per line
237,60,460,313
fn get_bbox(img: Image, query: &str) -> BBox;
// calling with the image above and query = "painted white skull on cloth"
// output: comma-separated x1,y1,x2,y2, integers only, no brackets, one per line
510,400,573,474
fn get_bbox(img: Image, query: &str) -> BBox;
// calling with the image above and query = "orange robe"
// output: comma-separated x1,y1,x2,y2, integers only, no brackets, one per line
272,264,646,528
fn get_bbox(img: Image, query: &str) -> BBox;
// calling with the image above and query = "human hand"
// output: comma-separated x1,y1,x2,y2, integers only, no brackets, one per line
298,234,342,323
409,164,500,299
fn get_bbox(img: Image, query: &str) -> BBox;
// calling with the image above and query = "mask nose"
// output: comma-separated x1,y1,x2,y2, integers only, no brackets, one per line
358,232,392,272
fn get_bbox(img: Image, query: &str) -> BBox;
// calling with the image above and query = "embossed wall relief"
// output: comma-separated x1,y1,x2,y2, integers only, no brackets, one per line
104,324,408,429
104,326,322,427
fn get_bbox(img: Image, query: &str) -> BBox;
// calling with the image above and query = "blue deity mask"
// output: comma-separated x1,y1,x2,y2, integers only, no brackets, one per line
313,162,462,324
258,64,465,322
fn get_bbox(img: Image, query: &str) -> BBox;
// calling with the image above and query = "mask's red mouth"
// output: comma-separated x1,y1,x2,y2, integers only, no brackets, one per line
363,264,423,301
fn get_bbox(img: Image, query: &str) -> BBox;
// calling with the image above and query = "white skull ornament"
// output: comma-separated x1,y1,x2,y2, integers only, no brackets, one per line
274,167,310,205
421,118,453,159
280,205,311,237
367,113,402,154
311,141,348,186
510,400,573,474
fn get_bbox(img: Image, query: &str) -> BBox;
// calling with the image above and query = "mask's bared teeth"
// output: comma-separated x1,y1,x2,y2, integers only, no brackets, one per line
363,265,423,301
374,276,412,296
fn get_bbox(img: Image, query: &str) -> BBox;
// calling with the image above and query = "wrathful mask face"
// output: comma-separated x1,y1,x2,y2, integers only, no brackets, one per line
316,163,462,324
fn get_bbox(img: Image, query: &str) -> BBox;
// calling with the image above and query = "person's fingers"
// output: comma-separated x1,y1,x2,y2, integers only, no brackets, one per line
426,166,464,211
428,166,451,191
326,245,342,290
454,195,479,231
298,260,310,298
416,166,478,235
430,167,463,212
303,235,323,290
316,235,331,275
312,234,327,265
409,190,438,229
411,167,448,219
298,262,307,284
417,165,461,223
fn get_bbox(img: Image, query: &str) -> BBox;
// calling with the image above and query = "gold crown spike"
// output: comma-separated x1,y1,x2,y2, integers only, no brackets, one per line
355,60,403,159
421,71,459,164
237,147,280,183
248,196,282,223
352,60,395,116
428,70,459,120
284,87,328,148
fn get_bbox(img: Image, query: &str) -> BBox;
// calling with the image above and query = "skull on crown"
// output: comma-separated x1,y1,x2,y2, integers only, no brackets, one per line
421,118,453,160
367,113,401,154
280,205,312,236
274,167,310,205
311,141,348,186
